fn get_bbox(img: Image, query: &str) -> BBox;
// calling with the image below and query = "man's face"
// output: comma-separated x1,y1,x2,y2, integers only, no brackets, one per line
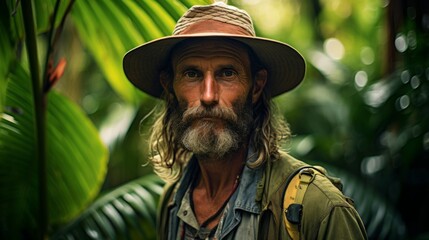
169,39,255,159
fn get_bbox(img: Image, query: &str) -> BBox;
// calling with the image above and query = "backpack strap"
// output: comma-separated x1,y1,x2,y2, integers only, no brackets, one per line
283,167,326,239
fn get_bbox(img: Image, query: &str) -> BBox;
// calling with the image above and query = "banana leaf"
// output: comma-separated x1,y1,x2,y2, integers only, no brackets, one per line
0,63,108,238
70,0,210,105
51,174,164,240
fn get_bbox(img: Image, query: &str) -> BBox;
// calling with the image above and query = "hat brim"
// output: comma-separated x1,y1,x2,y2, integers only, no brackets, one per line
123,33,305,98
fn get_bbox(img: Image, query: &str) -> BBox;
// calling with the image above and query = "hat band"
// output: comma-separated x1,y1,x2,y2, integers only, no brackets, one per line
174,20,254,37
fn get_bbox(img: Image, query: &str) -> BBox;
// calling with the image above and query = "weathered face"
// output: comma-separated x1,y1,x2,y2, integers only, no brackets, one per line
172,39,253,111
166,39,266,159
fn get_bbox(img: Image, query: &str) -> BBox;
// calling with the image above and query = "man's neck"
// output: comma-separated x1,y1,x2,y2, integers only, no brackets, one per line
194,145,247,199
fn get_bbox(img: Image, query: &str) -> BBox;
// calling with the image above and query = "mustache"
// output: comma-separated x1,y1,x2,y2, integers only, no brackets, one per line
182,106,238,123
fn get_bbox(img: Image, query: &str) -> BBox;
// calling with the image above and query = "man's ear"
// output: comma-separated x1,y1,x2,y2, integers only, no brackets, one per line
252,69,267,103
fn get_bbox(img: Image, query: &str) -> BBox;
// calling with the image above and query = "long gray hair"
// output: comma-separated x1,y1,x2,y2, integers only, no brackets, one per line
147,88,291,182
147,39,291,181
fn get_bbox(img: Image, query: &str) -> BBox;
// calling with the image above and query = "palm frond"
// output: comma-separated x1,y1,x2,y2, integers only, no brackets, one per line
52,175,164,240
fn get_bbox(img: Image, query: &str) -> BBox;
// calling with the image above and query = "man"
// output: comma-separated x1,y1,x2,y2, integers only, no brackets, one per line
123,1,367,239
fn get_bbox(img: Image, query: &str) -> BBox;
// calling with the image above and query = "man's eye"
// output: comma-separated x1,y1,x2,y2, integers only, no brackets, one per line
220,69,237,78
184,70,200,78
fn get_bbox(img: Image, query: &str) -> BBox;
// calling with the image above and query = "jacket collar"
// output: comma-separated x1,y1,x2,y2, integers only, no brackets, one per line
169,147,264,214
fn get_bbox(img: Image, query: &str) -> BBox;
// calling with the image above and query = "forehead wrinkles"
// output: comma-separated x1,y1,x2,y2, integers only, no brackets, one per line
171,39,250,67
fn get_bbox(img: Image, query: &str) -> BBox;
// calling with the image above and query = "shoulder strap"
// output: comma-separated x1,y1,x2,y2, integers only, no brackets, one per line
283,167,325,240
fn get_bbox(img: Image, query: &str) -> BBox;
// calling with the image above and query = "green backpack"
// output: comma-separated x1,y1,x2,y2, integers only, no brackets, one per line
283,166,336,239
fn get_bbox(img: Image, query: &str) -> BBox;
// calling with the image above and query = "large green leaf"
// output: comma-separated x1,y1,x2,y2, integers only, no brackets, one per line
1,0,74,112
0,1,14,114
70,1,158,105
52,174,164,240
6,0,71,36
0,63,108,237
70,1,210,105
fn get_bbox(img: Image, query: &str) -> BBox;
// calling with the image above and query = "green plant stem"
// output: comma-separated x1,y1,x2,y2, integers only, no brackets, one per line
21,0,48,239
42,0,61,91
42,0,75,92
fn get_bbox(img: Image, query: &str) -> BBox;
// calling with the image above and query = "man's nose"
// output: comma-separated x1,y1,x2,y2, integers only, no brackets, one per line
200,74,218,106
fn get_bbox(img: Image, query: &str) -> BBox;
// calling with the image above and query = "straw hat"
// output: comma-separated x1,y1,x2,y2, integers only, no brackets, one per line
123,1,305,98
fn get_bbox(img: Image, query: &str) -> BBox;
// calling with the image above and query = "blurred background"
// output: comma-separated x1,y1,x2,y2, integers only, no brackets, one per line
1,0,428,239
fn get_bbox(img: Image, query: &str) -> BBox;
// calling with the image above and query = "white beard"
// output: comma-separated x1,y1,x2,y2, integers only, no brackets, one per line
172,94,254,160
180,120,239,159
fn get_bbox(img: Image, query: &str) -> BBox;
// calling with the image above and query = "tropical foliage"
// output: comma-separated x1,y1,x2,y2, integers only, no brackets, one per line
0,0,427,239
0,0,207,239
51,175,164,240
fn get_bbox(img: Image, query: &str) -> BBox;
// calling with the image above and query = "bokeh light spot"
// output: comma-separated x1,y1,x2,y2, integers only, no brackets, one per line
395,34,408,52
361,155,386,175
401,70,410,84
395,95,410,111
407,31,417,50
355,71,368,90
424,132,429,150
410,76,421,89
360,47,375,65
324,38,345,60
82,95,99,114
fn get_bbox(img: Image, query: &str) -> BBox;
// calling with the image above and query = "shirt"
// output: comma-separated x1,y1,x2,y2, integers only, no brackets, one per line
166,151,264,240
